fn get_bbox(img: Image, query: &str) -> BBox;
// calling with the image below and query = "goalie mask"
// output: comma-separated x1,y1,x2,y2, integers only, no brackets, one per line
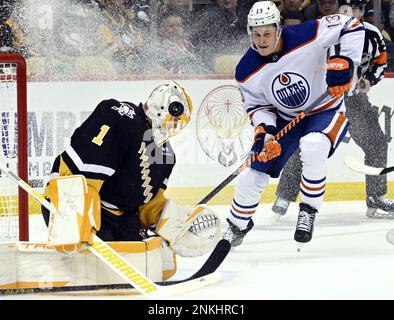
145,81,193,146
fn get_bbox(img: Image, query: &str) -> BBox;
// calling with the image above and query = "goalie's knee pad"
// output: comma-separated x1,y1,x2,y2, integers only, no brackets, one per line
155,200,221,257
45,175,101,253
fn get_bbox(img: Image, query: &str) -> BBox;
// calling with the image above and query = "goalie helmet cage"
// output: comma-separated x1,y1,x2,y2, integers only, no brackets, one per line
0,53,28,241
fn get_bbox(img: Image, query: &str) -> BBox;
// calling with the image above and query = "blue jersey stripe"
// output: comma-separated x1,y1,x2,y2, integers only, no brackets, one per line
277,109,295,119
235,49,268,83
236,20,319,83
246,104,274,113
282,20,319,54
340,26,364,37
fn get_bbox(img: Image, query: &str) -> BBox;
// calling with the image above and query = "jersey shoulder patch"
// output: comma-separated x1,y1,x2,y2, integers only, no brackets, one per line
95,99,137,118
110,101,136,119
88,99,147,137
97,99,144,121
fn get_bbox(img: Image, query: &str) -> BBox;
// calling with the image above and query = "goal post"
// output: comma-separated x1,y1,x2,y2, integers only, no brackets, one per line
0,52,28,241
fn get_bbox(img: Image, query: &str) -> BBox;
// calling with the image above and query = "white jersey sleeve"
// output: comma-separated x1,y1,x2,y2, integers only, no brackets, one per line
317,14,365,64
238,82,277,127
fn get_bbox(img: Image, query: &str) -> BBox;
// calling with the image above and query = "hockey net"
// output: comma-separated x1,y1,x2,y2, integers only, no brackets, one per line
0,53,28,241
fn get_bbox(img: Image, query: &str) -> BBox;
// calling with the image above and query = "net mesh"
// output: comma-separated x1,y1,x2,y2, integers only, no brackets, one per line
0,62,20,241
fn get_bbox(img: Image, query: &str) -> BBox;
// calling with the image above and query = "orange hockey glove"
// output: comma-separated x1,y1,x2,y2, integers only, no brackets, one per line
326,55,354,97
252,124,281,163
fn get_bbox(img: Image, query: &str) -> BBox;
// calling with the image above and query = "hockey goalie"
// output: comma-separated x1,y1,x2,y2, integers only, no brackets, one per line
39,81,221,283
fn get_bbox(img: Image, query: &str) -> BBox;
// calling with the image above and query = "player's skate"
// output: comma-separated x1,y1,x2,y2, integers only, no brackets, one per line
366,195,394,218
294,203,317,252
272,196,290,221
222,218,254,247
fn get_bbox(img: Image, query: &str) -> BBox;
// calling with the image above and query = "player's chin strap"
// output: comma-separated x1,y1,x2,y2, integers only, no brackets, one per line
274,27,282,52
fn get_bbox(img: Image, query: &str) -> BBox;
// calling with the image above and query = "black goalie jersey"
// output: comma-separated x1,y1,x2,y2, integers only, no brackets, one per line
49,99,175,218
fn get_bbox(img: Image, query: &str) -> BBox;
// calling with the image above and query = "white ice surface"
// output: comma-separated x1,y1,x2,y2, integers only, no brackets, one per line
4,201,394,300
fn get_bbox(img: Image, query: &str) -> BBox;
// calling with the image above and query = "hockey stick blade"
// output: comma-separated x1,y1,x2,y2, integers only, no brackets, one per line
0,273,220,297
164,239,231,285
344,156,394,176
0,240,230,296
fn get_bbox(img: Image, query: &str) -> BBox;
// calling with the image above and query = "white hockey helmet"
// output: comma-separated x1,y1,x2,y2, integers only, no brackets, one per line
247,1,281,35
145,81,192,146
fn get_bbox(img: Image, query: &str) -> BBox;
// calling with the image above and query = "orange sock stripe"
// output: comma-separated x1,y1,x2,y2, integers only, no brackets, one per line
231,204,256,215
300,179,326,191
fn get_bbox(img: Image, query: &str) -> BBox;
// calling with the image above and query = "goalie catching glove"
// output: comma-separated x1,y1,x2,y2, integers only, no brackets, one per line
45,175,101,253
155,200,221,257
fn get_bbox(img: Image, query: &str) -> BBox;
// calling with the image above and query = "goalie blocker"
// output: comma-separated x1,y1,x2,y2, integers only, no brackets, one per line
43,175,221,278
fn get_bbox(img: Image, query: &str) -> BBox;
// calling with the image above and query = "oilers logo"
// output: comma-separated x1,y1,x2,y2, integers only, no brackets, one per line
272,72,310,109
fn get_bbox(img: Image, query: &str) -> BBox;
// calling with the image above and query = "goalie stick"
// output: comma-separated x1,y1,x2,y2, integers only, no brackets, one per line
0,239,231,296
344,156,394,176
0,162,230,298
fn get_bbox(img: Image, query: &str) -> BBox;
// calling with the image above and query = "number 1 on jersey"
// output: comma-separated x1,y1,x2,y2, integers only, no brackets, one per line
92,125,110,146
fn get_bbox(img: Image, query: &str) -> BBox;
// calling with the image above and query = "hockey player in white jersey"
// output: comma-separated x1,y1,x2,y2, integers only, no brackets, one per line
272,0,391,219
222,1,365,248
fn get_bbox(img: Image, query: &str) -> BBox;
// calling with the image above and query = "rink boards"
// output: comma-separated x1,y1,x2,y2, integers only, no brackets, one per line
3,75,393,211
